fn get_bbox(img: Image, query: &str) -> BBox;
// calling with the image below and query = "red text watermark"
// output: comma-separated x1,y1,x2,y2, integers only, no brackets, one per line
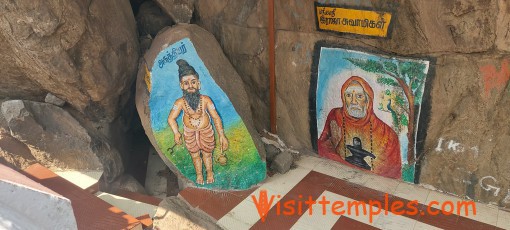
251,190,476,223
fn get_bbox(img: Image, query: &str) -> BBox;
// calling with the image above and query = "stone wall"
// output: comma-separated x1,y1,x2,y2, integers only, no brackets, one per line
195,0,510,207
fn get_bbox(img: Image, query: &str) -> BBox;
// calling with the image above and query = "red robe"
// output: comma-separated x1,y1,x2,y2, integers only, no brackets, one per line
318,76,402,179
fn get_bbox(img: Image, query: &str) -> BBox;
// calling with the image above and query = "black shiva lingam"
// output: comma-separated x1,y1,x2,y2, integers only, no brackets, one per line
345,137,376,170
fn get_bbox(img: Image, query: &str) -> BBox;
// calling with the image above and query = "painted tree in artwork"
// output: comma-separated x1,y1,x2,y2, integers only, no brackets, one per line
345,58,428,164
378,89,408,134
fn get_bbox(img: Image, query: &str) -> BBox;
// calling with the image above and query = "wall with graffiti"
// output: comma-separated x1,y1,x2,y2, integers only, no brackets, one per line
147,38,266,190
311,44,431,182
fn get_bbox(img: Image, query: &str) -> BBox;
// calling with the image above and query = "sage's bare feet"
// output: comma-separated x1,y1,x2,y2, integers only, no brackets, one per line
206,172,214,184
196,175,204,185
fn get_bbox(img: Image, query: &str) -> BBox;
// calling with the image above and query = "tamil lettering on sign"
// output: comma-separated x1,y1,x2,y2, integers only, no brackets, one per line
314,3,393,37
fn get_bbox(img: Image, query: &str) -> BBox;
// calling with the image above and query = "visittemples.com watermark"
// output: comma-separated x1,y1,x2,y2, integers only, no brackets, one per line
252,190,476,223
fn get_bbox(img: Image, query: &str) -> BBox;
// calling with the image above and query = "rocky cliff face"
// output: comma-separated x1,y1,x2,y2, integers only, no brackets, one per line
0,0,509,207
195,0,510,207
0,0,139,122
0,0,142,184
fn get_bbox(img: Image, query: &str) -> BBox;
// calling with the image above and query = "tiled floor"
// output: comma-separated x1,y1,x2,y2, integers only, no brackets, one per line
179,155,510,230
24,164,143,230
96,192,159,218
54,170,103,189
50,167,160,228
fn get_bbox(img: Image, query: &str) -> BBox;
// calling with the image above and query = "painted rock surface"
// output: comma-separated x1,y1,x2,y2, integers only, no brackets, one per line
312,44,432,183
136,24,266,190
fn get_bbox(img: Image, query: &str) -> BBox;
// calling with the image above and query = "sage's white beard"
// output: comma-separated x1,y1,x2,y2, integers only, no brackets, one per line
347,104,367,118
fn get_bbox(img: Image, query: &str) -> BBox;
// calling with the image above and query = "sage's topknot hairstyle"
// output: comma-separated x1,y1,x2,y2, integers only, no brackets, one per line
176,59,199,81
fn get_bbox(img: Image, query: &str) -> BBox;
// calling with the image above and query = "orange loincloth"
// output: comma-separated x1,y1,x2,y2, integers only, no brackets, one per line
184,123,215,153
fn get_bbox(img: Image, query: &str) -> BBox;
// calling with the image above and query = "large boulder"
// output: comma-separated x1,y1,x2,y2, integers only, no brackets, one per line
0,0,139,122
136,24,266,190
136,1,175,37
196,0,269,132
1,100,124,182
0,132,37,170
219,24,270,133
154,0,195,24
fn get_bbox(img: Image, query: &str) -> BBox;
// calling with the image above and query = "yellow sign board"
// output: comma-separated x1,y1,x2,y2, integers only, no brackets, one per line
315,5,392,37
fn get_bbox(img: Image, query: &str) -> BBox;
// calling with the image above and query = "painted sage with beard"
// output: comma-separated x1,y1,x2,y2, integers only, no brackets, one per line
168,59,229,185
183,89,200,111
345,84,368,119
318,76,402,179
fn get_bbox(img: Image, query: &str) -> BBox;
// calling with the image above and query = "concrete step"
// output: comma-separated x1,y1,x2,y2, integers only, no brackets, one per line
53,170,102,190
24,164,143,230
95,191,159,218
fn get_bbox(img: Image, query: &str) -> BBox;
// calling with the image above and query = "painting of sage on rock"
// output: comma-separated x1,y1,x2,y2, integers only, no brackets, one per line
148,38,266,190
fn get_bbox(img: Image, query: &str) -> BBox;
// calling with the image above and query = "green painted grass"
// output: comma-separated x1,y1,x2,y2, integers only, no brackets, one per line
402,163,415,183
154,120,266,190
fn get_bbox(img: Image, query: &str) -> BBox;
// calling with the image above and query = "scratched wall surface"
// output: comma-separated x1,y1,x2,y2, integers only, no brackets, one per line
419,55,510,208
195,0,510,207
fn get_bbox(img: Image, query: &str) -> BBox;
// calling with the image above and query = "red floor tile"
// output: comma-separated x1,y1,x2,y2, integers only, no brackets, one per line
198,191,245,220
332,216,380,230
179,187,215,207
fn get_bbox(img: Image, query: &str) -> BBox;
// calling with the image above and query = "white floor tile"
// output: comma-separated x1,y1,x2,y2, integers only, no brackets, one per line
54,170,102,189
95,192,158,218
219,187,282,228
425,190,464,206
361,174,400,194
219,200,262,227
261,167,311,194
413,221,442,230
247,187,283,206
291,191,343,230
394,182,431,204
497,210,510,229
424,191,500,226
217,214,252,230
374,211,417,230
467,201,499,226
317,191,381,227
294,155,325,170
313,160,369,185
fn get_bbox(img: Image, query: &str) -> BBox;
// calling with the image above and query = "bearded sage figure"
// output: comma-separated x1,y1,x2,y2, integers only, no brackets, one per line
168,59,229,184
318,76,401,178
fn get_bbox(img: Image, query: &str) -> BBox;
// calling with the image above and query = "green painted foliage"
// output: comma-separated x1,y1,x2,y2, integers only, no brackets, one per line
377,77,399,87
345,58,385,73
400,113,408,126
383,61,398,74
402,163,415,183
395,94,406,107
345,57,427,106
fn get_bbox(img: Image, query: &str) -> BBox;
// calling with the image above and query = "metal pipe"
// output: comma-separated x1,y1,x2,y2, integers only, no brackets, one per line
268,0,277,134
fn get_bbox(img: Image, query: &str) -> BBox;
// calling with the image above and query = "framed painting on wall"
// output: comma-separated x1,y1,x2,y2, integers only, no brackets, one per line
310,43,434,183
